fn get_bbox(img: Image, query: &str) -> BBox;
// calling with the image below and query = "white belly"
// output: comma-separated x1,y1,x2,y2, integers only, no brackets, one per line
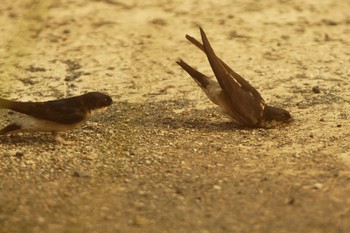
14,115,83,132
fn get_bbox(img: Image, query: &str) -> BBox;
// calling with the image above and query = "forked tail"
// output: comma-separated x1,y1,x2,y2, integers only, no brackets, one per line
176,59,210,89
0,123,21,135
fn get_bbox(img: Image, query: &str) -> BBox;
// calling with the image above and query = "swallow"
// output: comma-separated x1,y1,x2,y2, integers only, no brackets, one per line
0,92,112,144
176,27,291,127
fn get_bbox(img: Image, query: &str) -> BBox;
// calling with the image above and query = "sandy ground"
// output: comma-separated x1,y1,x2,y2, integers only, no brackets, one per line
1,0,350,232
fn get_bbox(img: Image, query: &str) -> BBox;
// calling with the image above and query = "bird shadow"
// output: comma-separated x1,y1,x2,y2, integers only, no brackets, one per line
0,133,55,145
159,116,243,132
128,99,250,133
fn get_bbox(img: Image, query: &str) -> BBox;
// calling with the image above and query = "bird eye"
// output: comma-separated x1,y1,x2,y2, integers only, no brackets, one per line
281,113,289,119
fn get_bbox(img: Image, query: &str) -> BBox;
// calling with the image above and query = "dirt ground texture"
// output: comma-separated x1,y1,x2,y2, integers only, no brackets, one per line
0,0,350,232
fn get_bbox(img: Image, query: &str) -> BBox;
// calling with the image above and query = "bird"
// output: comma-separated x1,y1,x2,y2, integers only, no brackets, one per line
0,92,113,144
176,27,291,128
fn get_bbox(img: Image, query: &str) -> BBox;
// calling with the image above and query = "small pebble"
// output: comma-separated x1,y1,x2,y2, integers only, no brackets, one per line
133,215,150,226
15,152,24,158
286,197,295,205
312,86,320,93
73,170,91,178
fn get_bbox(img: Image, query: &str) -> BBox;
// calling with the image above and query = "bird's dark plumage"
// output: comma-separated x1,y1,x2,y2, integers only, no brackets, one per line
0,92,112,124
0,92,112,143
177,27,291,127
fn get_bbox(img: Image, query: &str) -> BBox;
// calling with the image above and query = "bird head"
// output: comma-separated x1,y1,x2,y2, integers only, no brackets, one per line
82,92,113,110
263,105,292,122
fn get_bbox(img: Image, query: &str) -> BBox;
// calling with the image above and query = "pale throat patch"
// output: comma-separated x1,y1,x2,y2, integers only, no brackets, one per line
90,107,108,117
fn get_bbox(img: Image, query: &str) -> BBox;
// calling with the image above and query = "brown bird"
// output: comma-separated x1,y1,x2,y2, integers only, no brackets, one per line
176,27,291,127
0,92,112,144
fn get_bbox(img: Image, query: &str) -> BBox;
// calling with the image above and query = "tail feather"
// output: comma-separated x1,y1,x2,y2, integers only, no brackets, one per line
0,98,40,116
0,123,21,135
0,97,11,109
176,59,211,89
186,30,264,102
186,34,205,52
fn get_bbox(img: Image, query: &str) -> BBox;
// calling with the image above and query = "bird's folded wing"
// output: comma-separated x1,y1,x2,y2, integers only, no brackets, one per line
7,101,86,124
199,27,264,126
185,33,265,104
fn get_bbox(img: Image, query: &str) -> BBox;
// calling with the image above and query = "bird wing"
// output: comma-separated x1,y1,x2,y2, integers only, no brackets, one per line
199,27,265,126
185,33,265,104
4,98,86,124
